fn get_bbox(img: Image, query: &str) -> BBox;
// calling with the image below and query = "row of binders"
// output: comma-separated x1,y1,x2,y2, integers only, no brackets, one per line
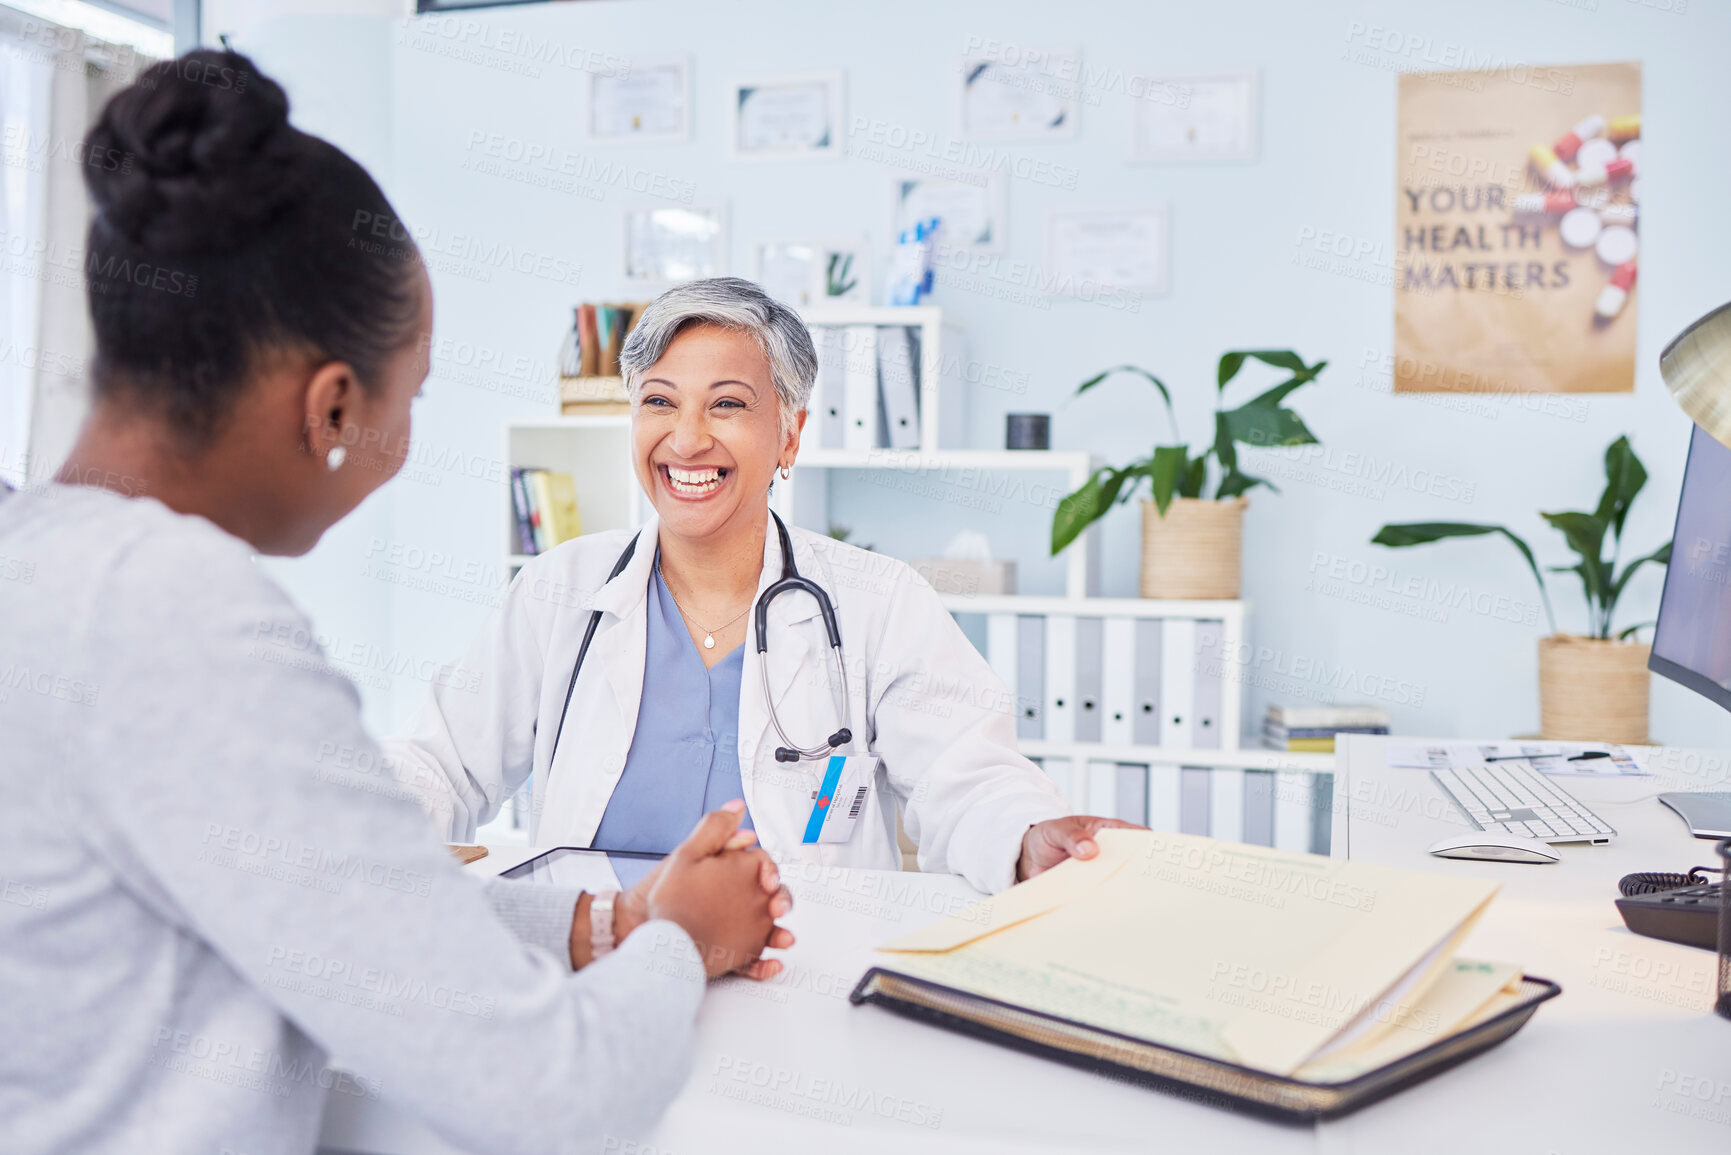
509,468,583,555
978,614,1228,748
807,323,923,451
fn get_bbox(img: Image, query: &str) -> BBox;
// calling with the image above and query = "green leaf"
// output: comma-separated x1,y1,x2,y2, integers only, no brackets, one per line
1213,411,1237,472
1539,511,1609,612
1242,349,1310,374
1149,446,1188,515
1221,402,1319,450
1179,453,1209,500
1617,621,1655,641
1216,352,1247,390
1594,436,1647,545
1370,522,1557,634
1052,465,1133,555
1076,364,1181,443
1217,468,1277,499
1607,540,1672,615
1241,378,1313,411
1217,349,1317,391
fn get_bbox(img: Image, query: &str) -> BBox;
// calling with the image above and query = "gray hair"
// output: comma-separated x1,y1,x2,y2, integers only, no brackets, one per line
618,277,818,436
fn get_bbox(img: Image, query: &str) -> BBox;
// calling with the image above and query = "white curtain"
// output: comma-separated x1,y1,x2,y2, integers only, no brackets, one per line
0,11,52,488
0,10,148,488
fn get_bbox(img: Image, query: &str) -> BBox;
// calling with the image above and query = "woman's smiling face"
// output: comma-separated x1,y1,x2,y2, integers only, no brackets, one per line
632,322,803,544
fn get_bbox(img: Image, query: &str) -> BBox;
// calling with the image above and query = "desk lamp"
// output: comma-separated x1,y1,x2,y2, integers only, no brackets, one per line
1659,303,1731,1022
1661,301,1731,444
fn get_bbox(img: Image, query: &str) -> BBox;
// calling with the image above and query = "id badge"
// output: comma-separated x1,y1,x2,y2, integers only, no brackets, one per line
802,755,877,844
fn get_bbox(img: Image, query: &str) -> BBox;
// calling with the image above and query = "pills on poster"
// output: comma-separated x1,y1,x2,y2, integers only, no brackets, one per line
1575,138,1618,172
1596,225,1638,266
1598,203,1637,227
1560,207,1603,249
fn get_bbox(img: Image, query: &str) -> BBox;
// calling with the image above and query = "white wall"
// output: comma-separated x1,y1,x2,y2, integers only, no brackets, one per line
236,0,1731,746
207,2,406,732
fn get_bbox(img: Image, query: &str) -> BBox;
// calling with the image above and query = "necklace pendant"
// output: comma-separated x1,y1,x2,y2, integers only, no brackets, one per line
703,634,716,649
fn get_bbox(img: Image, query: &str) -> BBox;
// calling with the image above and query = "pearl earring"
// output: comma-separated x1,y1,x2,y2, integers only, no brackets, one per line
326,446,347,472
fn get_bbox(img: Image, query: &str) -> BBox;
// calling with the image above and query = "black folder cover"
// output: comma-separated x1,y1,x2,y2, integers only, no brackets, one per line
850,967,1561,1122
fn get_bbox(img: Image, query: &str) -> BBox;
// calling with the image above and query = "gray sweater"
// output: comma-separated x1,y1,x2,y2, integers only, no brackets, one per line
0,484,706,1155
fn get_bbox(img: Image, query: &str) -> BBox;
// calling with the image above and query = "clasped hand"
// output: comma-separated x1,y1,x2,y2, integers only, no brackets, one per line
570,800,794,980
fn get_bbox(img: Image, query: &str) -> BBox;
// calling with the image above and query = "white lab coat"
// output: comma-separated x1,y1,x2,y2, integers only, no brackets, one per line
387,513,1067,894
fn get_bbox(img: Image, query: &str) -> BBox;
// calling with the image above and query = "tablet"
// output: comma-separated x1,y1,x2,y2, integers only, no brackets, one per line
501,847,665,890
1658,792,1731,839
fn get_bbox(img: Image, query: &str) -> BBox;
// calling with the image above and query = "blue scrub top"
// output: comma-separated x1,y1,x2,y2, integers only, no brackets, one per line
591,565,752,855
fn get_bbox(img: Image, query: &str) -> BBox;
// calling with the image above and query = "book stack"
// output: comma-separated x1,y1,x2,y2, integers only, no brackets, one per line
558,300,650,414
1262,705,1390,753
509,469,583,555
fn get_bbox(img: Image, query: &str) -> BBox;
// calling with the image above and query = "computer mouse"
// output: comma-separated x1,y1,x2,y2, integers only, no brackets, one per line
1426,831,1560,864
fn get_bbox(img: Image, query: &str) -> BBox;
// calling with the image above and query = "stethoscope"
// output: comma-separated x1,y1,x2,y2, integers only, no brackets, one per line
548,512,852,768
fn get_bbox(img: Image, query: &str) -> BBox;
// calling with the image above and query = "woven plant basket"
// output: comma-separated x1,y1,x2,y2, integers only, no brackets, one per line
1140,497,1247,600
1538,634,1651,744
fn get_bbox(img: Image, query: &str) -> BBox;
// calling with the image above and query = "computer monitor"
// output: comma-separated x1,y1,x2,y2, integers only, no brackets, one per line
1649,423,1731,711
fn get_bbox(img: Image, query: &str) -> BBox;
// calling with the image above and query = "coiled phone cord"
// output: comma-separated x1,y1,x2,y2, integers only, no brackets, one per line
1617,866,1725,896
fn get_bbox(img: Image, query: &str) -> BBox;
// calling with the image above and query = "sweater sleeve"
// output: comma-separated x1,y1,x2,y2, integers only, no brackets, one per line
482,879,581,961
69,524,705,1155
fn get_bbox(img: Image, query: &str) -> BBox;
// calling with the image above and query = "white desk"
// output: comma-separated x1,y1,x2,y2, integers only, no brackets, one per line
319,845,1318,1155
322,744,1731,1155
1322,737,1731,1155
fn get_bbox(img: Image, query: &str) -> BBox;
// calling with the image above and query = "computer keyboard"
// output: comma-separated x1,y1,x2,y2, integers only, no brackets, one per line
1431,762,1617,843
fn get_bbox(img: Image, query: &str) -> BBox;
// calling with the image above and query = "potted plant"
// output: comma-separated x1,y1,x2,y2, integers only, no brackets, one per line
1371,436,1671,744
1051,350,1329,599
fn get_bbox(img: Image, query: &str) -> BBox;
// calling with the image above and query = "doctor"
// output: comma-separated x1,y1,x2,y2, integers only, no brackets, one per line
390,278,1134,893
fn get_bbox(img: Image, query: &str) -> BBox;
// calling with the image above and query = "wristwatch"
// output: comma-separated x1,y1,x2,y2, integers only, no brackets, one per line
589,889,620,960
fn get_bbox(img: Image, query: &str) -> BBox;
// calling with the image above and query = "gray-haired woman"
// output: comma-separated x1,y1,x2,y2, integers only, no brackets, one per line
390,277,1135,893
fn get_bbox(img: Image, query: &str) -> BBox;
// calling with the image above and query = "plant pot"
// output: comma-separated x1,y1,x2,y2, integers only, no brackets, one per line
1140,496,1247,600
1537,634,1651,744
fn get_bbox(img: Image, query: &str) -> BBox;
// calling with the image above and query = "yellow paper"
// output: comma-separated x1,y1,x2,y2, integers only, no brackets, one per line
881,832,1134,952
1294,959,1523,1082
877,830,1500,1077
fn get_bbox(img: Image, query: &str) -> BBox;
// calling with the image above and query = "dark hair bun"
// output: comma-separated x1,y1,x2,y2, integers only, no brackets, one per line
85,49,300,254
84,49,423,448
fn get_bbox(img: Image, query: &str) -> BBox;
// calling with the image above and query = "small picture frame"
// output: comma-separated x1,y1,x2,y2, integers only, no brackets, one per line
1045,205,1170,297
958,45,1080,140
729,73,844,160
890,173,1007,252
586,57,691,144
1128,69,1259,163
752,237,871,307
623,204,727,284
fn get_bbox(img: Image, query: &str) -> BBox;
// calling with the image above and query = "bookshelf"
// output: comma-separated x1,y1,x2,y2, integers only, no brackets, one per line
501,415,646,570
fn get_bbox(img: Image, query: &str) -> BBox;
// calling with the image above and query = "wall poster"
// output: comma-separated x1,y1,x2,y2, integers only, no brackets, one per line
1395,62,1641,394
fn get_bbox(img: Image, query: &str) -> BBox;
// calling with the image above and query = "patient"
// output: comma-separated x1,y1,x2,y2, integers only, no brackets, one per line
0,50,788,1155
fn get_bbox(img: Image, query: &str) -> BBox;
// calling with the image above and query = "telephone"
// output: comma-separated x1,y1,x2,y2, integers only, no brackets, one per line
1614,865,1724,950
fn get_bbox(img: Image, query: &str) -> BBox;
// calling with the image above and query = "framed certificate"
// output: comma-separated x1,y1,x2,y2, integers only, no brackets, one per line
623,204,727,284
1129,69,1259,163
958,46,1080,140
729,73,843,160
752,236,870,307
1045,205,1170,296
890,173,1006,252
587,57,690,143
